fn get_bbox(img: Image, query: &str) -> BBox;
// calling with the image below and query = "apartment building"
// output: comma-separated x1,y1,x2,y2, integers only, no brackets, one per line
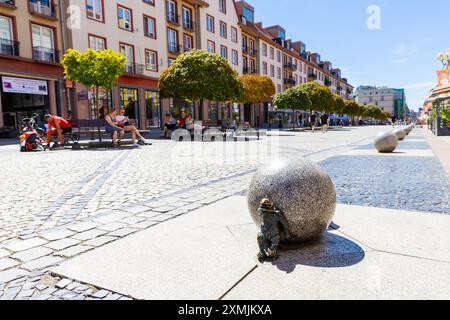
0,0,65,136
199,0,241,121
0,0,356,134
355,86,399,116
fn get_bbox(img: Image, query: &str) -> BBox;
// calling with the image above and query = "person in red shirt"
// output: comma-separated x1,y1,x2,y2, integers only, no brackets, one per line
178,111,187,129
44,114,72,148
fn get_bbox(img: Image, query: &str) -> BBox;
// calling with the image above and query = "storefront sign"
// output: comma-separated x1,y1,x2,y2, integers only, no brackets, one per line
437,70,449,87
2,76,48,95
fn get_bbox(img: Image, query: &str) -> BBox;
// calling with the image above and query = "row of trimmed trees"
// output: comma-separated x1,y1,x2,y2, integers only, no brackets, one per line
61,49,389,123
273,82,391,120
159,50,390,122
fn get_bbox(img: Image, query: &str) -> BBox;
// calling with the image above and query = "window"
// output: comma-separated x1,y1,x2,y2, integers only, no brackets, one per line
120,43,134,66
166,0,177,23
231,27,238,43
31,24,56,62
168,58,175,66
88,35,106,50
167,28,178,53
231,49,238,65
207,40,215,53
220,46,227,59
182,6,193,29
249,39,255,55
219,0,226,13
86,0,104,22
145,49,158,71
183,34,193,51
270,65,275,77
277,84,282,93
277,67,281,79
262,43,267,56
143,15,156,38
250,59,255,73
143,0,155,5
262,62,268,75
0,16,15,56
242,7,254,23
206,15,214,33
277,50,281,62
270,47,274,60
118,6,132,31
242,36,247,52
220,21,227,38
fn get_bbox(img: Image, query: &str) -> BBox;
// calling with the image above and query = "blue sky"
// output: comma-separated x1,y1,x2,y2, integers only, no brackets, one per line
246,0,449,111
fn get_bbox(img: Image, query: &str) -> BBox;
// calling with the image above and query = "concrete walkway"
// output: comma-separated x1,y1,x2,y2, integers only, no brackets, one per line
423,127,450,177
53,196,450,300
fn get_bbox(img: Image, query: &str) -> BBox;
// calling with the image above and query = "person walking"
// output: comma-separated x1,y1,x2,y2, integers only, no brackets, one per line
309,111,318,133
321,113,329,133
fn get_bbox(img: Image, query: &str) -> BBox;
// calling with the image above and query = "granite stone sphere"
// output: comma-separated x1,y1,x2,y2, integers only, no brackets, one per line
393,128,406,141
374,131,398,153
247,157,336,242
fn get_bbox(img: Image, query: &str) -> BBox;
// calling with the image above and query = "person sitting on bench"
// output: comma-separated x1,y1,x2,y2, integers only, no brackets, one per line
117,107,147,145
163,113,177,138
105,109,125,148
44,114,72,149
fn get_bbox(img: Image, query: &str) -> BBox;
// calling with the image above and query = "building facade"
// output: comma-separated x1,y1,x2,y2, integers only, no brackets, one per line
0,0,65,137
355,86,407,119
0,0,355,135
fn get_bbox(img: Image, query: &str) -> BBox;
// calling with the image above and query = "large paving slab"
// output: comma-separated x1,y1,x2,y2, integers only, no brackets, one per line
53,196,450,300
52,197,257,300
224,251,450,300
332,204,450,263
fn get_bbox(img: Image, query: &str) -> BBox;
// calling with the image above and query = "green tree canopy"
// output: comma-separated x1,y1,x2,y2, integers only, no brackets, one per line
62,49,126,91
298,82,334,112
239,74,275,104
273,86,312,111
332,94,346,115
342,100,361,117
159,50,243,102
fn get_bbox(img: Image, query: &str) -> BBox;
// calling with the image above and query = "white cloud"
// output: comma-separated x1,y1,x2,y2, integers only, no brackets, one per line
392,58,407,64
391,44,416,56
391,44,417,64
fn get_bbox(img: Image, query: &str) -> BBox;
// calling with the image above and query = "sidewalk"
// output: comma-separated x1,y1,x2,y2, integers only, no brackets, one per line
52,196,450,300
423,127,450,177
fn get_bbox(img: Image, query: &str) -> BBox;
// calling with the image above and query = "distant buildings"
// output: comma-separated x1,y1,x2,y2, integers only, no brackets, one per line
355,86,408,120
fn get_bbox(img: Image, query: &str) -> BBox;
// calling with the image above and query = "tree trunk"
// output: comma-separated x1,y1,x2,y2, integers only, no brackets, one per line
95,86,102,141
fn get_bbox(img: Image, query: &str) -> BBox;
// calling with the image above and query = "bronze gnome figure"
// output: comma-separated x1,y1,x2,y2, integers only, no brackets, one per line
257,198,291,261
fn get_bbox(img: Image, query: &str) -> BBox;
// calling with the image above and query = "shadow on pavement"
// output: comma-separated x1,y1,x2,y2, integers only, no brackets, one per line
272,232,366,273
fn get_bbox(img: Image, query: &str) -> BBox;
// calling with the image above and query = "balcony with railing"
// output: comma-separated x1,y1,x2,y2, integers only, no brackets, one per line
248,48,257,57
32,46,59,63
183,20,194,31
307,72,317,80
29,1,57,19
124,63,145,75
283,62,295,71
0,0,16,8
243,67,257,75
168,42,181,54
167,12,180,26
0,39,19,56
242,45,248,55
284,78,296,85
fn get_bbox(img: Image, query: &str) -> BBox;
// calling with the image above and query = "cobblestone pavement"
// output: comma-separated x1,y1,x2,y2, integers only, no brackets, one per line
320,129,450,214
0,126,447,300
